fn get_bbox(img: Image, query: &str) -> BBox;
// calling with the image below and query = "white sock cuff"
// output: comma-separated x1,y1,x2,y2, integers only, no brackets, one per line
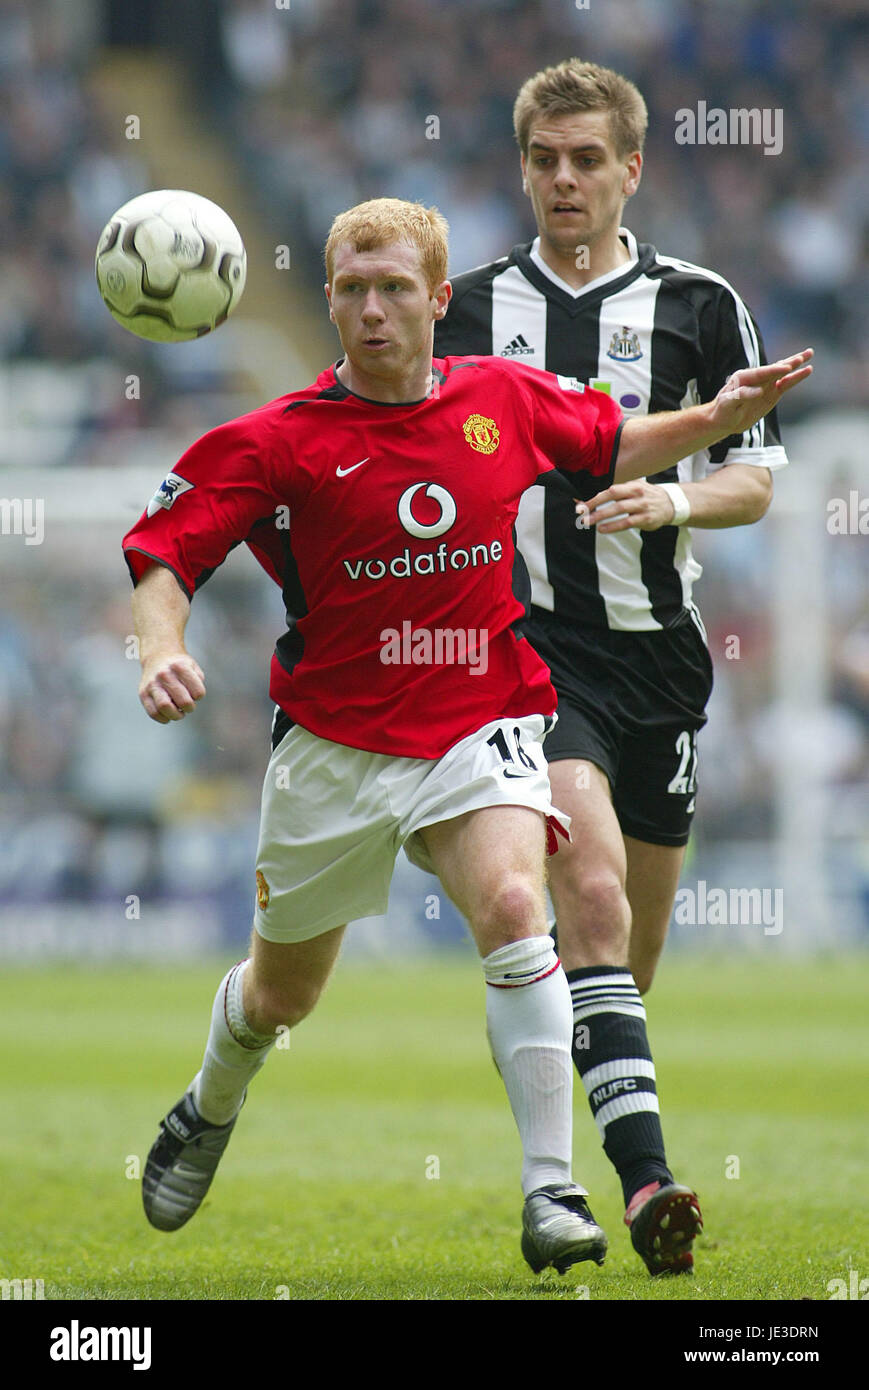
483,936,560,990
224,960,274,1051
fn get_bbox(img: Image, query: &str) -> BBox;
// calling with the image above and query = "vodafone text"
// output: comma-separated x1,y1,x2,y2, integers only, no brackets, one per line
380,621,489,675
343,539,502,582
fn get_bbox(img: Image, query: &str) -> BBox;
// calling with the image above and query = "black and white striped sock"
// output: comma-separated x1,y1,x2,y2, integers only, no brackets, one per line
566,965,672,1207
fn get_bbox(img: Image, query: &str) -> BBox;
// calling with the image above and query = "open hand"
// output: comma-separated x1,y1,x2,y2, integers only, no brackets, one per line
708,348,813,436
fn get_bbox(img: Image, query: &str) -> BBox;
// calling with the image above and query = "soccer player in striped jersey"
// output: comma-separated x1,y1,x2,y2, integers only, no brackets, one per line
434,59,789,1275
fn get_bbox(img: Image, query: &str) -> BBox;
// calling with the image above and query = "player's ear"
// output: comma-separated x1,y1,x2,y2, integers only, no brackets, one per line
324,283,335,322
433,279,452,319
520,153,529,196
623,151,642,199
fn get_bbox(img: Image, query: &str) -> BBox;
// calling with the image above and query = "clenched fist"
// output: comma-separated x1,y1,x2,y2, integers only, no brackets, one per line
138,652,206,724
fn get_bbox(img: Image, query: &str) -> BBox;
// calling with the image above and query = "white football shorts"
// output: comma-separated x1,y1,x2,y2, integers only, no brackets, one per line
252,713,568,944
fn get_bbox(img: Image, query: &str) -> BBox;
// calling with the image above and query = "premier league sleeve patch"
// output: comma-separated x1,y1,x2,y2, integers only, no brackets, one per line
146,472,195,517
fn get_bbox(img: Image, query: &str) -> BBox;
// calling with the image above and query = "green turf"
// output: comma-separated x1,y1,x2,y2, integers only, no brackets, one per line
1,952,866,1301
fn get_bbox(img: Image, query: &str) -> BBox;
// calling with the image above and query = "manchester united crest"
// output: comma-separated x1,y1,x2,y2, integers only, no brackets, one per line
256,870,270,911
463,414,500,454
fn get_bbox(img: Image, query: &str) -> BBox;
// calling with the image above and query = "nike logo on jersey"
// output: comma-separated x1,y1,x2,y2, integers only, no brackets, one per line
336,457,370,477
502,768,537,779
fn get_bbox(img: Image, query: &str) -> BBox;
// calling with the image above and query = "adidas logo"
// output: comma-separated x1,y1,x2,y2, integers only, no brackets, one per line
500,334,535,357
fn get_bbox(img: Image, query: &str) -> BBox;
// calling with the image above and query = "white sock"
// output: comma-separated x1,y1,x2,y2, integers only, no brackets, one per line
190,960,275,1124
483,937,576,1197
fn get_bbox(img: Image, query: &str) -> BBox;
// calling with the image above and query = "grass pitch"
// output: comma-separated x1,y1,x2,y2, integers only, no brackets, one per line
1,952,866,1302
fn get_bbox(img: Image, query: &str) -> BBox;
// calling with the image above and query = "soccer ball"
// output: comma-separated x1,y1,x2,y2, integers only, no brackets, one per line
94,189,247,342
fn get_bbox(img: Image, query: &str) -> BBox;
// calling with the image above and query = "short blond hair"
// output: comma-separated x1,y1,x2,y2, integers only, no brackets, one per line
325,198,449,291
514,59,648,159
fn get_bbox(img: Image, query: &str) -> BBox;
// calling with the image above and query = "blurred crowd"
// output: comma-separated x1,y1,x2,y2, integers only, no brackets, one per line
1,0,867,395
202,0,868,405
0,0,866,938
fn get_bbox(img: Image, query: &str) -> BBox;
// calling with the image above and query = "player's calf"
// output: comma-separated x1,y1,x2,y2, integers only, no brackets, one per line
243,974,320,1034
244,922,346,1033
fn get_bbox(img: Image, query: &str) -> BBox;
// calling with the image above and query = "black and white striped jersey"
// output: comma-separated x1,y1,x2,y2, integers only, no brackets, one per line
434,229,788,632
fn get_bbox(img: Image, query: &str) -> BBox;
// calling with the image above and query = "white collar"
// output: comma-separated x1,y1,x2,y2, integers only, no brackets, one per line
528,228,639,299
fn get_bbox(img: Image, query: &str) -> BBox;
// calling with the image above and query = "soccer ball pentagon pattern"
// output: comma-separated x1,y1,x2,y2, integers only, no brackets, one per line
95,190,247,342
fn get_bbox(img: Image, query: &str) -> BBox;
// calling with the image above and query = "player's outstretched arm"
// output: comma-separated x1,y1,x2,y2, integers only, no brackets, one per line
579,464,773,534
612,350,813,485
131,561,206,724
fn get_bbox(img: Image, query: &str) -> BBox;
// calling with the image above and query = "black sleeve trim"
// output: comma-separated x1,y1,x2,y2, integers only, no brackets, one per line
553,417,624,488
124,547,193,601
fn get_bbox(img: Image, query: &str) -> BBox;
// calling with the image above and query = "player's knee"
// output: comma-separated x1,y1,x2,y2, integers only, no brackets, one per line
560,870,630,952
475,874,543,944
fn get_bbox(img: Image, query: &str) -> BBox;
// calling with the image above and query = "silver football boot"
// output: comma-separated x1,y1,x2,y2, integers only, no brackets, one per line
521,1183,608,1274
142,1090,242,1232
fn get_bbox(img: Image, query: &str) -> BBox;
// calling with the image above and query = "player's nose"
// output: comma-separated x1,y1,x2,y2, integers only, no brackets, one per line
361,289,386,321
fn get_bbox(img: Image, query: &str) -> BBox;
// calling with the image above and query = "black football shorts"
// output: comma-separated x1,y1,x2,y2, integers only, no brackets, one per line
525,606,714,847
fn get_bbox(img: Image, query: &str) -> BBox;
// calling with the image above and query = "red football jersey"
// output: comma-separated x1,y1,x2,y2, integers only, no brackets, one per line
123,356,622,757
